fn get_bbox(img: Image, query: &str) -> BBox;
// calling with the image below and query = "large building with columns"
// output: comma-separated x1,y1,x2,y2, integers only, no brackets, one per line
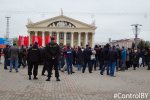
26,15,97,47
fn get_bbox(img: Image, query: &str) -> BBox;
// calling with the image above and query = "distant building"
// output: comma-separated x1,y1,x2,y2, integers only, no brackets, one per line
110,38,142,48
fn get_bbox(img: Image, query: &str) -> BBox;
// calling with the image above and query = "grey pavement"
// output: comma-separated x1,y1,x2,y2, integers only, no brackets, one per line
0,59,150,100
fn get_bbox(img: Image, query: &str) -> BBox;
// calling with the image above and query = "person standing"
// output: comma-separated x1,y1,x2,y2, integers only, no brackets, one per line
3,45,9,70
45,37,60,81
27,42,41,80
147,48,150,70
18,45,26,68
108,46,118,77
100,44,110,75
121,47,127,71
76,47,83,71
64,45,73,75
8,43,19,72
82,45,92,73
132,49,140,70
90,48,96,71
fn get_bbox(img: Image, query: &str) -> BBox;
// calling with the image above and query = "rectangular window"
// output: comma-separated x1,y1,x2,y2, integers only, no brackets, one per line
52,32,56,36
60,33,64,39
67,33,71,39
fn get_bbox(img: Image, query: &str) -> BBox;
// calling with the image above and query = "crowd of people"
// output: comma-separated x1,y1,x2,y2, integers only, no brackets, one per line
1,37,150,81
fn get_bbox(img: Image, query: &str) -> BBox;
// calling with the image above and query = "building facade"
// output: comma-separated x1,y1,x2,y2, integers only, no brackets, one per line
110,38,142,48
26,15,97,47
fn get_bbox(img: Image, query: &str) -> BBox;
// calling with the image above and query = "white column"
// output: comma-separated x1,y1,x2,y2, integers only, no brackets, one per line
85,32,88,46
71,32,74,47
78,32,81,46
57,32,59,44
64,32,66,45
28,31,30,46
42,31,45,47
35,31,38,36
49,32,52,36
92,33,95,48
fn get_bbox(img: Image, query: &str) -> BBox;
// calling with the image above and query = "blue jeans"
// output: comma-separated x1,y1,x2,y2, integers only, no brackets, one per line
77,64,81,71
66,58,73,74
109,61,116,76
90,59,96,71
58,58,64,70
10,59,18,71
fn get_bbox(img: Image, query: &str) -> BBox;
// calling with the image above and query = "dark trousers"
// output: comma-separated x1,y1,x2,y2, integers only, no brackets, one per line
46,59,59,78
82,59,92,73
42,61,47,75
4,57,9,69
126,61,130,69
18,57,25,68
99,60,103,70
133,63,138,70
148,61,150,70
100,61,109,75
28,61,38,77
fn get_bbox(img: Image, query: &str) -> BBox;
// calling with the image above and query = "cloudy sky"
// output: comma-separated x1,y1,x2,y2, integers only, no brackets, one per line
0,0,150,42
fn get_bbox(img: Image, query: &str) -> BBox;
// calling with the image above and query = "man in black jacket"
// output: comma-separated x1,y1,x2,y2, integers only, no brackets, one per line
44,37,60,81
100,44,110,75
108,46,118,76
3,45,9,70
27,42,41,80
147,48,150,70
82,45,92,73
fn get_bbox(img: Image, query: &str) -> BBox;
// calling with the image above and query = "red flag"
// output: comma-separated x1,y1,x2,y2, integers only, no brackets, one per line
18,35,21,46
20,36,24,46
24,36,29,46
32,36,38,45
45,35,51,45
38,36,42,46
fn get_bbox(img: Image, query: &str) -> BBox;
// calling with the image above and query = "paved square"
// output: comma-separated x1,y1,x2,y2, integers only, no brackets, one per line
0,62,150,100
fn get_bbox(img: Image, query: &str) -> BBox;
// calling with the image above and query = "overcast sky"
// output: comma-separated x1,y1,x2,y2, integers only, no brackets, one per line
0,0,150,42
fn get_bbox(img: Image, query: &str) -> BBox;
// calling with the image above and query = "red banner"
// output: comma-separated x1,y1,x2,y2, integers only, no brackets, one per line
38,36,42,46
32,36,42,46
24,36,29,46
45,35,51,45
18,35,29,47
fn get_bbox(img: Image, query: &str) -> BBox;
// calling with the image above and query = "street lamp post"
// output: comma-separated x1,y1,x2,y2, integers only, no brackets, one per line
131,24,142,49
5,16,11,39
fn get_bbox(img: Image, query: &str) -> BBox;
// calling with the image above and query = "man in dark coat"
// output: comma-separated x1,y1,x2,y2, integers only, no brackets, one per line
82,45,92,73
27,42,41,80
100,44,110,75
147,48,150,70
76,47,83,71
44,37,60,81
108,46,118,76
18,45,26,68
132,49,140,70
9,43,19,72
3,45,10,70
